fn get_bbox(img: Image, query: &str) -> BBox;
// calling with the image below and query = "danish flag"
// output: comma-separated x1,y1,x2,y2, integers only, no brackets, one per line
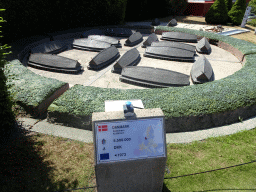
98,125,108,132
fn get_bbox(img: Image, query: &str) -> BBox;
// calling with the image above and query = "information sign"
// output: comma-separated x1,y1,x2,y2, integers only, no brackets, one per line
95,118,165,163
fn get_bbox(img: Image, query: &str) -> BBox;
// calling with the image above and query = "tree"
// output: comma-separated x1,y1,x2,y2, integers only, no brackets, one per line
225,0,233,12
228,0,247,25
205,0,229,24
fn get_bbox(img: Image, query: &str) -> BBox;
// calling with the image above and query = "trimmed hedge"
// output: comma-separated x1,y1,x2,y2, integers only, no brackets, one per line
4,59,67,116
228,0,247,25
205,0,229,24
47,27,256,132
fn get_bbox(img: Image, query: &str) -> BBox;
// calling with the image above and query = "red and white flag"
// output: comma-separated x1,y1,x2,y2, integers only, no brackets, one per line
98,125,108,132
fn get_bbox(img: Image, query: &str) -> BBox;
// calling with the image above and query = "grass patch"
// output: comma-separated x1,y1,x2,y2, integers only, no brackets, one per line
1,128,255,191
164,128,256,191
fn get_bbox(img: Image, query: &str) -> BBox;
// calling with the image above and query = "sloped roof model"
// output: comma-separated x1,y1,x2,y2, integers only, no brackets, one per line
190,55,214,84
120,66,190,88
196,37,211,54
104,28,134,37
88,46,120,70
167,19,177,27
31,40,68,54
150,41,196,54
142,33,159,48
72,38,111,52
161,32,197,43
28,53,83,74
124,32,143,46
151,18,161,26
82,29,104,38
144,46,195,62
112,48,141,74
88,35,121,48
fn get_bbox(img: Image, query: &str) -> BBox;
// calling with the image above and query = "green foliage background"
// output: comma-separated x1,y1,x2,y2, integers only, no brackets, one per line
249,0,256,14
205,0,229,24
228,0,247,25
0,0,127,44
0,9,16,141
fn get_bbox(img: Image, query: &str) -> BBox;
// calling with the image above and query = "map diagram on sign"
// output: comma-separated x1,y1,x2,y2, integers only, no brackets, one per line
133,125,163,156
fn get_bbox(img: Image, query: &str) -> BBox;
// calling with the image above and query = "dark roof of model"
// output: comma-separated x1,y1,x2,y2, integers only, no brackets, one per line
144,46,195,62
28,53,83,74
72,38,111,52
161,32,197,43
190,55,214,84
112,48,141,74
88,46,120,70
120,66,190,88
124,32,143,46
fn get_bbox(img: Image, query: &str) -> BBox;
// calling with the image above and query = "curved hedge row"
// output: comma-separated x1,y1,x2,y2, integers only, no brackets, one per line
4,60,68,117
47,27,256,132
6,25,256,132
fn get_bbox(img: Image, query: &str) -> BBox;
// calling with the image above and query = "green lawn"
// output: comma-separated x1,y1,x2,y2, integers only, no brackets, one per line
1,126,255,192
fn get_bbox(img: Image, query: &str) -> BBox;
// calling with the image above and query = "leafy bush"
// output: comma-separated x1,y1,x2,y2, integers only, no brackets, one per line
125,0,170,21
167,0,188,16
0,9,16,141
225,0,233,12
228,0,246,25
249,0,256,14
0,0,127,44
205,0,229,24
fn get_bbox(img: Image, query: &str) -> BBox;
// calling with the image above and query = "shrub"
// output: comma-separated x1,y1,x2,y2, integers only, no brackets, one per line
0,9,16,142
249,0,256,14
205,0,229,24
247,18,256,26
228,0,246,25
0,0,127,44
167,0,188,16
125,0,170,21
225,0,233,12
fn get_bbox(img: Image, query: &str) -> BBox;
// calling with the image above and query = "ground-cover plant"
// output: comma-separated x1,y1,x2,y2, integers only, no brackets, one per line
205,0,229,24
4,60,67,116
228,0,247,25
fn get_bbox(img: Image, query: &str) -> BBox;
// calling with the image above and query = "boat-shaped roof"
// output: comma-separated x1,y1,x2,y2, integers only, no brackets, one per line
31,40,68,54
190,55,214,84
144,46,195,61
161,32,197,43
88,35,121,48
125,32,143,46
72,38,111,52
112,48,141,74
142,33,159,48
196,37,211,54
88,46,120,70
28,53,83,73
104,28,134,37
82,29,104,38
150,41,195,53
120,66,190,88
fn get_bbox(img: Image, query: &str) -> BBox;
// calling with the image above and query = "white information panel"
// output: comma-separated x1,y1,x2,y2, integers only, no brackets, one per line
95,118,165,164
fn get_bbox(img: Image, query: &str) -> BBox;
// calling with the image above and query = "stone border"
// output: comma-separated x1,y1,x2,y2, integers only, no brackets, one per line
11,25,256,132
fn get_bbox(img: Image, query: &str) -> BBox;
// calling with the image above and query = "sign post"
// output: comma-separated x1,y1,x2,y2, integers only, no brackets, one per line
92,107,167,192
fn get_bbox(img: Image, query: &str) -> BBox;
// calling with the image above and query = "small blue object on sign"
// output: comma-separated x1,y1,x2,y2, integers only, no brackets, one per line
100,153,109,160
